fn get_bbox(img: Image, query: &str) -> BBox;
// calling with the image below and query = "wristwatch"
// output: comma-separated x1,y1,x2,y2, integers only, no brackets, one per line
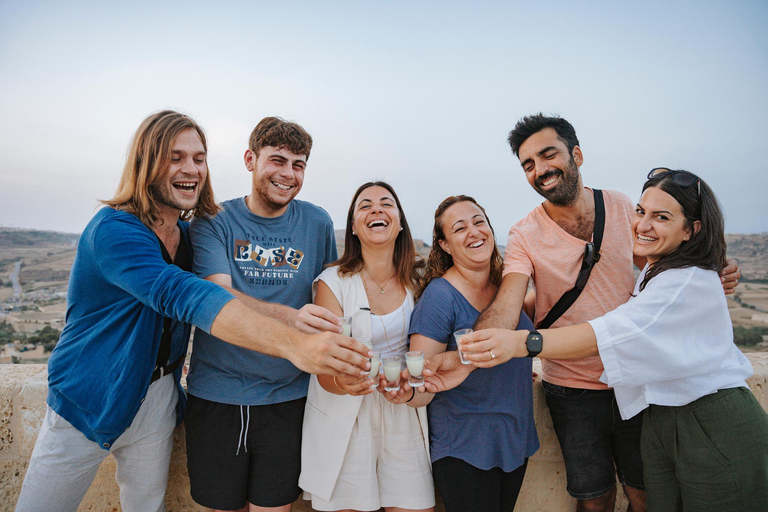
525,330,543,358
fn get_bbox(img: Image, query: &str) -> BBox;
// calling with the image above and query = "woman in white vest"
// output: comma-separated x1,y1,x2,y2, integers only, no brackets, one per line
299,181,434,512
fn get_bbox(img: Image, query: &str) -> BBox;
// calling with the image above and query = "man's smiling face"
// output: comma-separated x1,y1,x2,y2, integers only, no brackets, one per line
518,127,583,206
245,145,306,217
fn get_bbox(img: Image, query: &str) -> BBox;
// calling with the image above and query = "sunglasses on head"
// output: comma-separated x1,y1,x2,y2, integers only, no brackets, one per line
647,167,701,197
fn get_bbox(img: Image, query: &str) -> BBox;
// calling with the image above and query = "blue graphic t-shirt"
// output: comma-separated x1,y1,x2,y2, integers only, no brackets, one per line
188,197,337,406
409,278,539,471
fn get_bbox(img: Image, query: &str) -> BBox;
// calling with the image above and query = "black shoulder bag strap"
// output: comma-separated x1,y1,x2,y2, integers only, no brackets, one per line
536,189,605,329
150,231,191,383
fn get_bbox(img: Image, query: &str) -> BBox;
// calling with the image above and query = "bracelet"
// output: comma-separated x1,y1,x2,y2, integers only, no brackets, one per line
406,388,416,403
333,376,345,394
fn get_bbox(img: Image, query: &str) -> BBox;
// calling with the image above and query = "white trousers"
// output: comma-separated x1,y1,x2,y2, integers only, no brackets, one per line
15,375,178,512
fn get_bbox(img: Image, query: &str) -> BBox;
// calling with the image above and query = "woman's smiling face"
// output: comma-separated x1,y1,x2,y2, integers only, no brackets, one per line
439,201,495,270
632,186,697,264
352,185,402,248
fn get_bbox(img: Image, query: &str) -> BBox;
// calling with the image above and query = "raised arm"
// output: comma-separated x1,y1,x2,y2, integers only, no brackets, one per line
459,323,598,368
205,273,341,334
474,272,530,330
210,298,370,378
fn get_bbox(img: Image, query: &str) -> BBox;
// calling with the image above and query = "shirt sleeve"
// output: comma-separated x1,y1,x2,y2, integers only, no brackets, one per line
589,267,734,388
503,226,534,278
189,214,232,278
93,213,234,333
323,217,339,265
408,282,456,344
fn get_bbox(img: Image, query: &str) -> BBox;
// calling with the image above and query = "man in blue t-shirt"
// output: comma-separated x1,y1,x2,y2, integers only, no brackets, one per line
186,117,341,512
15,111,369,512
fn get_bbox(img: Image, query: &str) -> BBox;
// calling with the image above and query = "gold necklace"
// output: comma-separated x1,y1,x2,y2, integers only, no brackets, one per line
362,267,394,294
375,303,407,352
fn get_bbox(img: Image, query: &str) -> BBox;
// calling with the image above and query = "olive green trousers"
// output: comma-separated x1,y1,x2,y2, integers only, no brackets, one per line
641,387,768,512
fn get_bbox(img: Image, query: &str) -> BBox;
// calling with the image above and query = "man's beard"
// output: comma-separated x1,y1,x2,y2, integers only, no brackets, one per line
534,157,581,206
152,183,198,212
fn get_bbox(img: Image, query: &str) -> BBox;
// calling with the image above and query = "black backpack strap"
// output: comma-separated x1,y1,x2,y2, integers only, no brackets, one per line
536,189,605,329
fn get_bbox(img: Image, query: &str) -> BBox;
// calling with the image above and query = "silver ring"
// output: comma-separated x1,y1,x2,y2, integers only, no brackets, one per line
489,350,496,359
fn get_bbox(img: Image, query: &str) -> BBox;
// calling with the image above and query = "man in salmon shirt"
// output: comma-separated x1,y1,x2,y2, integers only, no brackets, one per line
471,114,741,512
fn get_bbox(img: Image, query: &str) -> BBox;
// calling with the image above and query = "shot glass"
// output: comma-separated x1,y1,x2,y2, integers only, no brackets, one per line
369,352,382,388
355,337,373,351
453,328,473,365
405,351,424,387
341,316,352,337
382,355,402,392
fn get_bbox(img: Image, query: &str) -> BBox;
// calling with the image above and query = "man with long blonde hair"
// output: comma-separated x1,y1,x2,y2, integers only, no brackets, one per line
16,110,369,512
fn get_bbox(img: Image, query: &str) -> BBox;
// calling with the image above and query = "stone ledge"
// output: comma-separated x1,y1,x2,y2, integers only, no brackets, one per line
0,354,765,512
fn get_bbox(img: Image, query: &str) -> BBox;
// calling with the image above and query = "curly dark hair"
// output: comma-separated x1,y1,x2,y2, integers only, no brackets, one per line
248,116,313,160
507,113,580,157
416,195,503,301
638,171,726,291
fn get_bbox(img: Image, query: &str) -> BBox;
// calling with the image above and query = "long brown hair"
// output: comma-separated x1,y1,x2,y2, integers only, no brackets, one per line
335,181,423,291
101,110,219,227
639,171,726,291
416,195,503,300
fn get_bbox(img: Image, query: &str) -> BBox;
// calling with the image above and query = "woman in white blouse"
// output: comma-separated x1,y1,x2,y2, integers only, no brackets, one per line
299,182,434,512
451,169,768,511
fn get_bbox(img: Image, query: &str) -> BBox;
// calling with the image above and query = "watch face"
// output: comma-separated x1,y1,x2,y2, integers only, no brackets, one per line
527,332,543,356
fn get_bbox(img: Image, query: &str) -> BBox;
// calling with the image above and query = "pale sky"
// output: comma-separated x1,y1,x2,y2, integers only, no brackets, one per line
1,1,766,243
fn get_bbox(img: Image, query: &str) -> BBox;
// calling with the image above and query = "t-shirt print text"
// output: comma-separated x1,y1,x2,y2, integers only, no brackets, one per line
234,239,305,286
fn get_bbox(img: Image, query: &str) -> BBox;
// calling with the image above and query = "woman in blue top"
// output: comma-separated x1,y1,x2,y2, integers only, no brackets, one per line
407,195,539,512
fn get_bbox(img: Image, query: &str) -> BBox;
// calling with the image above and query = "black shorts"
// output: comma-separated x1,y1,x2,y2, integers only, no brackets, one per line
543,382,645,500
185,394,306,509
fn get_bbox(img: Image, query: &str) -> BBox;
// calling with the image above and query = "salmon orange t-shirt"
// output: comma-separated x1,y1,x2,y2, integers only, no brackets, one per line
503,189,636,389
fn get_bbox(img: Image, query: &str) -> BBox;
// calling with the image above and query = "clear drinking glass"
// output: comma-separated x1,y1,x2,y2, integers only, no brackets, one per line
405,351,424,387
453,328,473,365
382,355,402,392
341,317,352,337
369,352,382,388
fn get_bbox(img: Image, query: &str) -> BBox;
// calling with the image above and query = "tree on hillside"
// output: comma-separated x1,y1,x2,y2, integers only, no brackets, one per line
29,325,61,352
733,326,768,347
0,321,16,344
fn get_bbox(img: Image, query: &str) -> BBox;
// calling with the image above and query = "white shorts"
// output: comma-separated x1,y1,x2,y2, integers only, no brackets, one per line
306,391,434,511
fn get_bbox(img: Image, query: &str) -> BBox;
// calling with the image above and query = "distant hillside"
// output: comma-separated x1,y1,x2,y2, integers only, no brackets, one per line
726,233,768,282
334,230,431,259
0,228,79,248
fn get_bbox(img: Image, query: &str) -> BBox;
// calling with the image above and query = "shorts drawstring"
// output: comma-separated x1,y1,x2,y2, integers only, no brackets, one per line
236,405,251,456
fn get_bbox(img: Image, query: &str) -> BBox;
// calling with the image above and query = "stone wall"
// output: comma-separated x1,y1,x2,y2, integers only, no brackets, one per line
1,354,766,512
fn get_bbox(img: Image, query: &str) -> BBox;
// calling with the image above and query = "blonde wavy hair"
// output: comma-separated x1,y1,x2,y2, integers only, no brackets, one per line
101,110,219,227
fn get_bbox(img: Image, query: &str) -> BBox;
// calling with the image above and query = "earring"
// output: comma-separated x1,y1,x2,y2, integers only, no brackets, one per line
352,231,356,236
399,226,403,231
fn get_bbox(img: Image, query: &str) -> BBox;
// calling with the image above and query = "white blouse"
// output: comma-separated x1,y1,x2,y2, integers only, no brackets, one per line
589,265,753,419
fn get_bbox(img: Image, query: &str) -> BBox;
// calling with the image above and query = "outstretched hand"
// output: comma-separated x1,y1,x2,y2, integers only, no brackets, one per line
293,304,343,334
459,328,527,368
379,371,414,404
289,332,371,377
334,373,375,396
422,351,473,393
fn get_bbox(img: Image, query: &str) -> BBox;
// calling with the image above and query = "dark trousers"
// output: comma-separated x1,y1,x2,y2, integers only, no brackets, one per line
432,457,528,512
